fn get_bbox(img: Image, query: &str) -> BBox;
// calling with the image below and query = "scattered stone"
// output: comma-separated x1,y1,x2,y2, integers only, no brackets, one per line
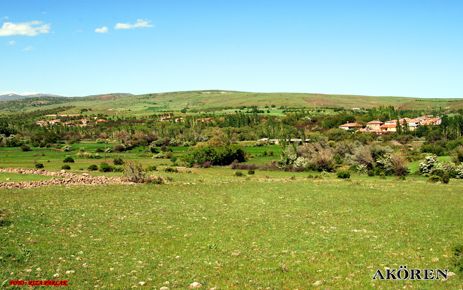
189,282,202,289
160,287,169,290
0,168,135,189
313,280,322,287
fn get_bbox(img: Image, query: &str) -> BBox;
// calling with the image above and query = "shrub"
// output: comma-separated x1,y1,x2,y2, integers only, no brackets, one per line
147,176,165,184
170,156,178,163
146,165,157,171
234,171,244,177
428,175,441,183
20,144,31,152
453,146,463,164
61,164,71,170
113,157,124,165
442,173,450,184
419,155,438,175
95,148,104,153
388,153,409,177
35,163,44,169
113,144,126,152
183,146,246,167
0,209,12,227
87,164,98,171
164,167,178,173
149,146,159,154
248,169,255,175
230,162,257,170
337,170,351,179
63,156,75,163
452,244,463,273
456,164,463,179
123,161,146,183
202,161,212,168
421,143,446,156
113,166,124,172
99,162,113,172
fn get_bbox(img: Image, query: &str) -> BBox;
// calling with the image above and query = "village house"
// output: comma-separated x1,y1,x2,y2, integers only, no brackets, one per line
339,122,363,131
339,115,441,135
366,120,383,131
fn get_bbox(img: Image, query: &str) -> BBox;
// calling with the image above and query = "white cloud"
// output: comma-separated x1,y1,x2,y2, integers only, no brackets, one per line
115,19,152,30
0,21,50,37
7,40,15,45
95,26,108,33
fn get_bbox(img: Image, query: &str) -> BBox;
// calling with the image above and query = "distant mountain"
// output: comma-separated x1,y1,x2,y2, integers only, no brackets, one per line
0,93,63,101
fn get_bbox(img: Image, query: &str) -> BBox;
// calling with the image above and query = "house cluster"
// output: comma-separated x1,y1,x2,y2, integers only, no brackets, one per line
36,115,108,127
339,115,442,134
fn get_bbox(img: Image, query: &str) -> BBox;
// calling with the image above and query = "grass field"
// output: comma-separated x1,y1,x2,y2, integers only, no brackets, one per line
1,145,462,288
1,169,462,289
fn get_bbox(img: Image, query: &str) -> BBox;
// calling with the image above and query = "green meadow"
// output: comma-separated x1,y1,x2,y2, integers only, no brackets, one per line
0,145,462,289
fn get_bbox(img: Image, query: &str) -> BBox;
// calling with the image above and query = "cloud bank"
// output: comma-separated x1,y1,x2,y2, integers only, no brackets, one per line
95,26,108,33
0,21,50,36
114,19,152,30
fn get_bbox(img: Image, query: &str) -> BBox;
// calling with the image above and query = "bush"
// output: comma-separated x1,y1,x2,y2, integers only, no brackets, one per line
149,146,159,154
230,162,257,170
63,156,75,163
147,176,165,184
61,164,71,170
442,173,450,184
428,175,441,183
123,161,146,183
234,171,244,177
419,155,438,175
453,146,463,164
452,244,463,273
337,170,351,179
95,148,104,153
20,144,31,152
183,146,246,167
388,153,409,177
421,143,446,156
113,157,124,165
164,167,178,173
146,165,157,171
35,163,44,169
87,164,98,171
113,144,126,152
113,166,124,172
99,162,113,172
248,169,255,175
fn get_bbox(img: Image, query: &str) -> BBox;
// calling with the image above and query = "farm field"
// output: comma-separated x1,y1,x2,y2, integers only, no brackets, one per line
1,168,462,289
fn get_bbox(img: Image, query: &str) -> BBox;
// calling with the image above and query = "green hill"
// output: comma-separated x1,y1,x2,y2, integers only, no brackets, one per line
1,90,462,115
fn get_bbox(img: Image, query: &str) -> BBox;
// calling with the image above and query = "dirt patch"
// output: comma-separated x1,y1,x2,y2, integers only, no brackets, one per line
0,168,134,189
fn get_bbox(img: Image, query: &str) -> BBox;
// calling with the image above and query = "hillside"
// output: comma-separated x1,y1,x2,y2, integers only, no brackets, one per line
1,90,463,115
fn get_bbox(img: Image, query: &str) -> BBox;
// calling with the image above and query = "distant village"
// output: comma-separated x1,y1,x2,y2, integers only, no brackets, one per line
339,115,442,134
35,114,108,127
34,113,214,127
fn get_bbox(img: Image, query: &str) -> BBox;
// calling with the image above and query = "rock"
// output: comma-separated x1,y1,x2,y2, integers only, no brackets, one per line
160,287,169,290
313,280,322,286
189,282,202,289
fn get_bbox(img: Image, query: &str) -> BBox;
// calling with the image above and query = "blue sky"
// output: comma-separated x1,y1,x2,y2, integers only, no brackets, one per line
1,0,462,97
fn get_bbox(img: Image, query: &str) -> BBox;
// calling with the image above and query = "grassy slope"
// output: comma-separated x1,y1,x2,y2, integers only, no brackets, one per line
1,171,462,289
2,90,463,116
